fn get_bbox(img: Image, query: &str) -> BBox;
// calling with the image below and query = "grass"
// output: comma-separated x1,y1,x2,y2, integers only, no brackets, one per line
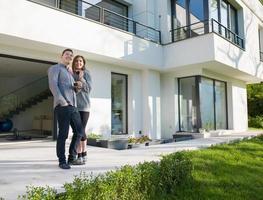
174,135,263,200
249,127,263,131
19,135,263,200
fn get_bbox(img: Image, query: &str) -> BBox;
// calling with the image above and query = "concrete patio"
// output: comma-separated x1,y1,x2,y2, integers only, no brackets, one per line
0,131,262,200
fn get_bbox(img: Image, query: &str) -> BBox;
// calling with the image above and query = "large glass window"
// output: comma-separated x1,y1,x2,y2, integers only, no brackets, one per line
84,0,128,30
174,0,187,28
199,78,215,130
220,1,228,28
33,0,56,6
215,81,227,129
179,77,198,132
111,73,127,135
189,0,204,23
60,0,78,14
59,0,128,30
171,0,207,41
211,0,218,21
178,76,227,132
259,28,263,61
210,0,238,34
230,6,237,34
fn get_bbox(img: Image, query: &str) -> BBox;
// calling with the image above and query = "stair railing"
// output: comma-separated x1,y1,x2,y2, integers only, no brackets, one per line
0,76,49,118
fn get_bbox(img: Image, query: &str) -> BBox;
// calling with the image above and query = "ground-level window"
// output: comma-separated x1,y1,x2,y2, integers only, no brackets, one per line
178,77,198,132
179,76,227,132
111,73,128,135
259,27,263,62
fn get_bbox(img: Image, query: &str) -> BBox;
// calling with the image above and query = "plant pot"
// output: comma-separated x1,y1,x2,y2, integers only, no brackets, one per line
87,138,98,146
99,139,128,150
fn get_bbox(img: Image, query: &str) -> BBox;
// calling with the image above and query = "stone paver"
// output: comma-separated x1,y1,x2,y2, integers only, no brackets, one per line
0,131,262,200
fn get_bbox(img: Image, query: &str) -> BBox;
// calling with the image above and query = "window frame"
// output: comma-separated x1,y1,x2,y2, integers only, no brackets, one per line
111,72,128,135
178,75,228,132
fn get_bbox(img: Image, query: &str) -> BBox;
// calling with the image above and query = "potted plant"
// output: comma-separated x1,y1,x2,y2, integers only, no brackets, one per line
128,135,152,148
99,138,129,150
87,133,102,146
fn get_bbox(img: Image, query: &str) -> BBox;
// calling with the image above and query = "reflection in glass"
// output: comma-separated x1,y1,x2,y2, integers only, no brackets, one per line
230,7,237,33
179,77,197,132
189,0,204,23
200,78,215,130
221,1,228,28
111,73,127,135
189,0,205,36
210,0,218,21
215,81,227,129
174,0,187,28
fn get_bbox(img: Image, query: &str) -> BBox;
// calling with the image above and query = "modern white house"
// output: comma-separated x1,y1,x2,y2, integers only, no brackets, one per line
0,0,262,140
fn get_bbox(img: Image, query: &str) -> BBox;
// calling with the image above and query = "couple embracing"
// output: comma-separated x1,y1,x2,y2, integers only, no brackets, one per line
48,49,92,170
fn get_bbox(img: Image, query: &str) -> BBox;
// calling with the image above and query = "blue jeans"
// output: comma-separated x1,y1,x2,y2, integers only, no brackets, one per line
54,105,84,164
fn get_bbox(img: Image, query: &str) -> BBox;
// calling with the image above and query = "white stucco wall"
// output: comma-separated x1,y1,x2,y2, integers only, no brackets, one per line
160,74,178,139
142,70,161,139
230,81,248,131
0,0,163,70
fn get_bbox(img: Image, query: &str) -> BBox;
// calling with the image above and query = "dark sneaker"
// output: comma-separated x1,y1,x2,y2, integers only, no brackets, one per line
68,158,84,165
59,163,71,169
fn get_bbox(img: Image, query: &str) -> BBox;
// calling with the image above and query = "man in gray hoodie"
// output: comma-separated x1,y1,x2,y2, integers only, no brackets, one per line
48,49,84,169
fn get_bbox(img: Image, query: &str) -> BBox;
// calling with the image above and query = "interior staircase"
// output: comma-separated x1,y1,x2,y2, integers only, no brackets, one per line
0,76,51,119
1,89,52,119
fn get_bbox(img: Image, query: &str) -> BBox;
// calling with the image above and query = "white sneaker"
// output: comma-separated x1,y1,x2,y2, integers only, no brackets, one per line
82,156,87,163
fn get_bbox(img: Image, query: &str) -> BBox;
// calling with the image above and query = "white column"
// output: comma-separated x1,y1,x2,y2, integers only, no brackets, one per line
161,74,178,139
142,69,161,139
228,81,248,131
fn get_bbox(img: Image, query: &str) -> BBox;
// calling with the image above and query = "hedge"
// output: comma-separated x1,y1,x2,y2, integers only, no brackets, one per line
19,152,192,200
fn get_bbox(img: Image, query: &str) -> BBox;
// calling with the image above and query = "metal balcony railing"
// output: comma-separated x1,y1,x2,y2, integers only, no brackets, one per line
211,19,244,49
170,20,210,42
170,19,245,50
29,0,161,44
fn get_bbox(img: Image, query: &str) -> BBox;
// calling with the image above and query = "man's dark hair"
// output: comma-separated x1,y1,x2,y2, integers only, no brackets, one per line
62,48,73,56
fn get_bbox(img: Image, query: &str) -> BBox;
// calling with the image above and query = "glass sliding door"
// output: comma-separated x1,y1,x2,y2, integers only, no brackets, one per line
174,0,187,28
178,76,227,132
171,0,208,41
199,77,215,130
210,0,238,37
220,0,228,28
179,77,198,132
215,81,227,129
111,73,127,135
210,0,218,21
189,0,204,23
189,0,206,35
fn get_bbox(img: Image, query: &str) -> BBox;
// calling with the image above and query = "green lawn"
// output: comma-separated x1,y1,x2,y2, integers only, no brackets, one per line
249,127,263,131
20,136,263,200
175,135,263,200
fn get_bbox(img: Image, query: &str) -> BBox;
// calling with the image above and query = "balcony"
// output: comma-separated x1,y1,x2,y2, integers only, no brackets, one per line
29,0,161,44
170,19,245,50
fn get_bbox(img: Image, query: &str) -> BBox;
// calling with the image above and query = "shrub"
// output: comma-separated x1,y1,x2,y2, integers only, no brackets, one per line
159,152,192,194
87,133,102,139
248,116,263,128
18,186,57,200
20,152,192,200
128,135,151,144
